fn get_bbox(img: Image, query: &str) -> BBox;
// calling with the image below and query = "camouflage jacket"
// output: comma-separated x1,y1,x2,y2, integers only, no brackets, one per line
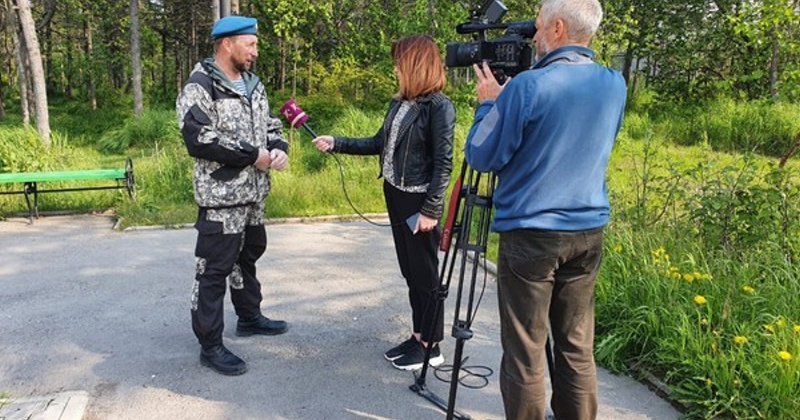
176,58,288,208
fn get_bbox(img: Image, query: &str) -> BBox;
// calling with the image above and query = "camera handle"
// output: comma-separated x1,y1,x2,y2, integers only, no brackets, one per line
491,68,508,85
409,160,495,420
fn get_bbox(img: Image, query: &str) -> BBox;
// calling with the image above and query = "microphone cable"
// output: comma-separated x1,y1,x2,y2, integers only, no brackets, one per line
325,150,392,228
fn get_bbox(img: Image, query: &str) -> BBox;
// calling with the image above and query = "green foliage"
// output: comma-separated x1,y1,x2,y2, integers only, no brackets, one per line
98,109,179,154
0,128,56,173
688,160,800,258
625,91,800,157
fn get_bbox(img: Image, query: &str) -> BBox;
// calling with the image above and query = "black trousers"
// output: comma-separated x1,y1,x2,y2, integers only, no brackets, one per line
191,207,266,349
383,181,444,343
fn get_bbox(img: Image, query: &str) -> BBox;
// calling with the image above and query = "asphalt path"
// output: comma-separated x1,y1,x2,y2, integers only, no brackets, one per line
0,214,681,420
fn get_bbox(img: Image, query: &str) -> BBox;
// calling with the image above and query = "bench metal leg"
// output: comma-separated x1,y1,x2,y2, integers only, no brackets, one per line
125,157,136,200
23,182,38,224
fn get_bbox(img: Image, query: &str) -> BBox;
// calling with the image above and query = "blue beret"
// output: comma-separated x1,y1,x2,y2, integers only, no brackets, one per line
211,16,258,39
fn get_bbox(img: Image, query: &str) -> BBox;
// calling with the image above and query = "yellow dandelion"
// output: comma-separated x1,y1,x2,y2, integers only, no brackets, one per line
734,336,747,345
778,351,792,361
742,285,755,294
651,247,669,265
794,325,800,333
700,318,709,326
694,295,707,305
693,271,702,279
683,273,695,282
613,244,623,253
764,324,775,334
776,318,786,328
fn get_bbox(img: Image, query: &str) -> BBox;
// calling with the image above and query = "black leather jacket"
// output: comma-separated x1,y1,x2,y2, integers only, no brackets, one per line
333,92,455,219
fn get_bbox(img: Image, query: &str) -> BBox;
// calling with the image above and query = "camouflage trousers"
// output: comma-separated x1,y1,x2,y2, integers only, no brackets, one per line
190,204,267,349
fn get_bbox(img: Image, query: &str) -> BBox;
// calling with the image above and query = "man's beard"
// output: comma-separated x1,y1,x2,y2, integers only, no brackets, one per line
234,60,251,73
535,39,551,60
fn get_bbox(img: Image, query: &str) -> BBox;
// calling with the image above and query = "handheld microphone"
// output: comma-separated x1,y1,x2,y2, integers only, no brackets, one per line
279,99,318,138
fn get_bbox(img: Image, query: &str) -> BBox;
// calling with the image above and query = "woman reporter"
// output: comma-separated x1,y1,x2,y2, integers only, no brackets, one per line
313,35,455,371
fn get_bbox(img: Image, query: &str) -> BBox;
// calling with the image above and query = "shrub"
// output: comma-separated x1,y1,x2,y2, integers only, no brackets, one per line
0,128,56,172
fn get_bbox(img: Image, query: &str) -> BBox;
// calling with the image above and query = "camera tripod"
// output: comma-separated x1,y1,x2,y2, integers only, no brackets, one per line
409,160,557,419
408,160,494,420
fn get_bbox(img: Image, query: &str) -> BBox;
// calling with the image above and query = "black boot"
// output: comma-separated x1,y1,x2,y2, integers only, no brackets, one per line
200,345,247,376
236,314,288,336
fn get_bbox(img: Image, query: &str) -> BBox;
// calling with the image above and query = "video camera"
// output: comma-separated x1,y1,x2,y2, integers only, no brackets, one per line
445,0,535,84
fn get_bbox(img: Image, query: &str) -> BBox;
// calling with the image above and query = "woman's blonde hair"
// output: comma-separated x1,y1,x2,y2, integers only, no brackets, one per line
392,35,446,100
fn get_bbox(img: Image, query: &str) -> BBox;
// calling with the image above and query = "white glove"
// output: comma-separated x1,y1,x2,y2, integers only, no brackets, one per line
269,149,289,171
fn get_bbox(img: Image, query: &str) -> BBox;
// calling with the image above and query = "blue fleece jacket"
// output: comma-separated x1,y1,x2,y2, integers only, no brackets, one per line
465,46,627,232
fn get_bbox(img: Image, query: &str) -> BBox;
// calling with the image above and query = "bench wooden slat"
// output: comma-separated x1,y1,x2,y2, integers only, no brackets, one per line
0,169,126,184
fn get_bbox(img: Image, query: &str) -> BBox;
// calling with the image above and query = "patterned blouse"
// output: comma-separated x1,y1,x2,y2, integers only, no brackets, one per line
382,100,428,193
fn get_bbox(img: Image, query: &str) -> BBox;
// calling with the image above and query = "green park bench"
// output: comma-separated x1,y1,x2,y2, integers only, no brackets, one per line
0,158,136,223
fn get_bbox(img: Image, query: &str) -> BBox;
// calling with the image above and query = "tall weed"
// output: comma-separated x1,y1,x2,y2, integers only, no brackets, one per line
626,91,800,157
98,109,179,154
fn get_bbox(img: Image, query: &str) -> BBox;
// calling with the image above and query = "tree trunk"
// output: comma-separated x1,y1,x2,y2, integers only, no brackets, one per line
427,0,437,32
161,31,168,100
84,11,96,110
130,0,143,117
622,44,634,85
62,0,72,98
221,0,231,17
280,39,286,91
769,36,779,99
16,34,30,126
16,0,51,146
0,68,5,119
306,53,312,95
212,0,220,21
7,0,29,125
292,42,297,97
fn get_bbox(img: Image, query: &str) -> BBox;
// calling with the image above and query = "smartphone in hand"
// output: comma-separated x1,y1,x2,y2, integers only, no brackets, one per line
406,212,420,234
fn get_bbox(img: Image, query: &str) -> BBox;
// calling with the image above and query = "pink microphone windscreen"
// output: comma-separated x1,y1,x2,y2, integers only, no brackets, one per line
280,99,308,129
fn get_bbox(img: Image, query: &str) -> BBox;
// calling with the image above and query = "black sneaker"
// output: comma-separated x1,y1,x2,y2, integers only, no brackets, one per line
200,345,247,376
391,340,444,371
384,336,418,361
236,314,288,336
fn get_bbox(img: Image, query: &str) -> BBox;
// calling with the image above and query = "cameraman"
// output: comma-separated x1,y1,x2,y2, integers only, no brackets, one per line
464,0,626,419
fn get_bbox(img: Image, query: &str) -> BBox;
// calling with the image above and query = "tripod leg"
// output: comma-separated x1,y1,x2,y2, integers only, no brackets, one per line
410,165,494,420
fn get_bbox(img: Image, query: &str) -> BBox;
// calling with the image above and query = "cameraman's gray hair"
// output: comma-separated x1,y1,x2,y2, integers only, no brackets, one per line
538,0,603,43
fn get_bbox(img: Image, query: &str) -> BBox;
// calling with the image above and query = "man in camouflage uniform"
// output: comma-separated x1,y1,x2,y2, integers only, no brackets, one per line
176,15,289,376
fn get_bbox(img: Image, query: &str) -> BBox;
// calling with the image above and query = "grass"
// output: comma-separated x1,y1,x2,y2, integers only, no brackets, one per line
1,92,799,418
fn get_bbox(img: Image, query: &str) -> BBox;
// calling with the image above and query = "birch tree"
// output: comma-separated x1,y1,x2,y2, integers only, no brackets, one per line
131,0,143,117
15,0,50,145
